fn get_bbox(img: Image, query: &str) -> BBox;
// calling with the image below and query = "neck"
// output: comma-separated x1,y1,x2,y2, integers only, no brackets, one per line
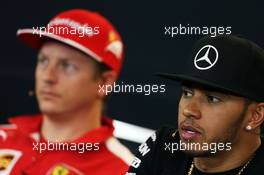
41,100,102,142
194,134,261,173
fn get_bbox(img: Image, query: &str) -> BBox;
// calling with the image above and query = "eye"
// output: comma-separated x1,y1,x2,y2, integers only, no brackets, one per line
61,61,77,73
182,88,193,98
37,56,49,68
207,95,222,103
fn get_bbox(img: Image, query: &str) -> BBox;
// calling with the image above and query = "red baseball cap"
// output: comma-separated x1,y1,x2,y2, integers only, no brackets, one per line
17,9,124,74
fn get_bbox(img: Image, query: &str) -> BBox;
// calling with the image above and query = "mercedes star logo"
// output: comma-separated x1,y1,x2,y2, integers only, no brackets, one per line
194,45,218,70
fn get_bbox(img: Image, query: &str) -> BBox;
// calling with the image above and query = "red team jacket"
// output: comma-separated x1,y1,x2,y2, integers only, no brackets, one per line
0,114,133,175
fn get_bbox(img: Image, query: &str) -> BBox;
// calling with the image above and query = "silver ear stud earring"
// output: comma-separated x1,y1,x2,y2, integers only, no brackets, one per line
246,125,252,131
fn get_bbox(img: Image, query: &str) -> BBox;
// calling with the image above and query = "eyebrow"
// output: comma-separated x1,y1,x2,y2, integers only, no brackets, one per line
37,52,74,62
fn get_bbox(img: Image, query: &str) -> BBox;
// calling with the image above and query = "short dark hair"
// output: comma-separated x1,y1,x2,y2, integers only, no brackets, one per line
93,61,111,79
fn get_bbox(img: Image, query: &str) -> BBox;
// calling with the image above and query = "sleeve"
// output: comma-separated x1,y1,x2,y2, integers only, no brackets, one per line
125,129,161,175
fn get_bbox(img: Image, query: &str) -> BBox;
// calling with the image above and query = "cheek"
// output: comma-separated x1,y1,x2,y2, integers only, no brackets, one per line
35,70,41,90
199,106,242,138
202,106,227,126
178,98,185,124
35,65,42,78
63,74,98,97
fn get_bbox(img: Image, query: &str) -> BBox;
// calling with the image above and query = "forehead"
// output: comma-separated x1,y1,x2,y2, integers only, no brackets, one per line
38,40,94,63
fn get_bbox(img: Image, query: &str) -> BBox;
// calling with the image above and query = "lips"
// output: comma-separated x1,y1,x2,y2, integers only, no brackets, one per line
180,124,202,140
39,90,60,99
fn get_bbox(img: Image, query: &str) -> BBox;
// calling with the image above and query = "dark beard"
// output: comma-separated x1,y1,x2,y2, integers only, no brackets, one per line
180,101,249,157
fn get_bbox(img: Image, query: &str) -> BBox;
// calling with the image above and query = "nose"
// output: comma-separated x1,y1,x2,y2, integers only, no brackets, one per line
40,64,58,85
182,98,202,120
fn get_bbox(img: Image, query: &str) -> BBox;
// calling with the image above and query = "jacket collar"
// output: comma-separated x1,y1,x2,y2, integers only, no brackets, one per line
8,114,114,144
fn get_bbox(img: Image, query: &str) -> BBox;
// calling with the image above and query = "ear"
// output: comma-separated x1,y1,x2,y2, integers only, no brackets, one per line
247,103,264,130
97,70,118,98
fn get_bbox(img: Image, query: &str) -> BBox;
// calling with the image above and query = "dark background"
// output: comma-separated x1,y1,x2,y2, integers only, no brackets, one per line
1,0,264,151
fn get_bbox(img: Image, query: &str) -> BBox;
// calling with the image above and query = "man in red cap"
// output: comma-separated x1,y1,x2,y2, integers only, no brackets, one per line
0,9,133,175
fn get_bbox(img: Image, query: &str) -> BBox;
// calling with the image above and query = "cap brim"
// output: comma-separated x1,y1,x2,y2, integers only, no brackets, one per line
16,28,102,62
156,72,249,98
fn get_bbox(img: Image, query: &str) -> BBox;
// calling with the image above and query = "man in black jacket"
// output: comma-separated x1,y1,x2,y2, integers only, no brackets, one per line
126,35,264,175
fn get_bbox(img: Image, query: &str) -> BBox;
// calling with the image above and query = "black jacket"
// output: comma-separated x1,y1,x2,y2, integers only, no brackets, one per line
127,126,264,175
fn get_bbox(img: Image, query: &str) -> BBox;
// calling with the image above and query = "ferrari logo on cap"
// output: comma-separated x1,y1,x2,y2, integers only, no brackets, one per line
194,45,218,70
106,31,123,59
109,31,118,42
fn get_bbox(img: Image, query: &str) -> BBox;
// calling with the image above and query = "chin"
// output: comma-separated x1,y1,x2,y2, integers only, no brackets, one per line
40,109,61,116
39,104,62,115
181,150,213,157
180,136,203,145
